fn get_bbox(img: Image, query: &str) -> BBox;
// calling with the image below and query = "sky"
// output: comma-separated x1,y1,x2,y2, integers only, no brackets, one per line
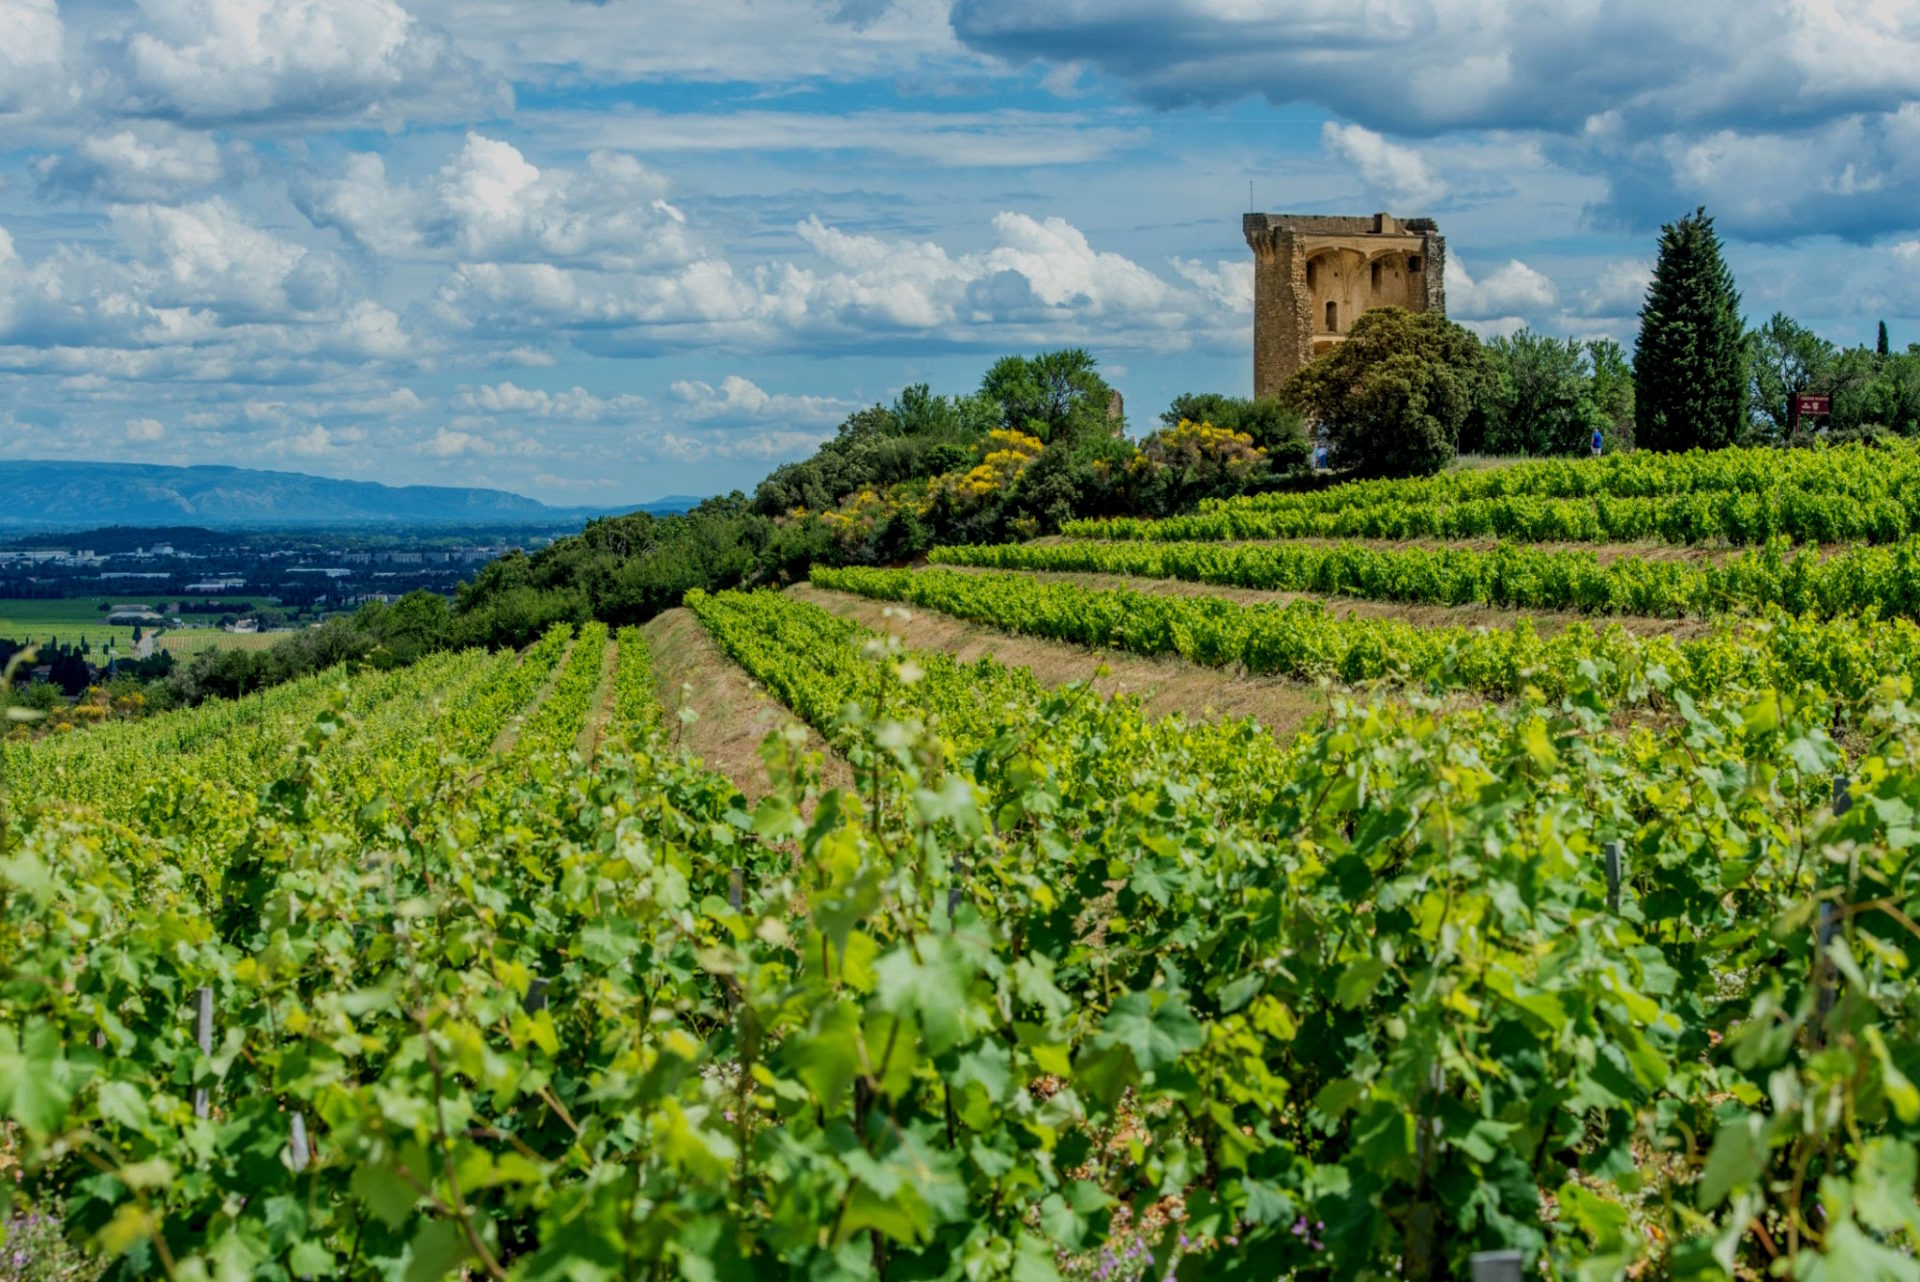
3,1,1920,506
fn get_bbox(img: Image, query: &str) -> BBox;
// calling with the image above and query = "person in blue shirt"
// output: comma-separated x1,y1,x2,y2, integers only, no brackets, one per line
1591,428,1603,458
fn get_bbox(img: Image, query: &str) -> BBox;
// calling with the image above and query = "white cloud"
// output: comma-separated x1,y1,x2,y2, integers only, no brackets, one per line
1322,122,1446,208
34,125,230,201
458,381,650,422
119,0,501,124
301,134,697,268
420,427,490,458
111,199,346,319
125,417,165,442
0,0,65,114
1445,254,1558,320
279,423,336,457
668,375,855,427
1578,260,1651,319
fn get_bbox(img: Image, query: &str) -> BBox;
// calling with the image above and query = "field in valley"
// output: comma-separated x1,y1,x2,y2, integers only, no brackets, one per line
0,595,281,655
4,443,1920,1279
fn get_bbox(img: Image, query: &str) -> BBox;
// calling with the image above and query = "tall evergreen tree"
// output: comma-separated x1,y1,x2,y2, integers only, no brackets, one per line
1632,208,1747,451
1879,320,1891,357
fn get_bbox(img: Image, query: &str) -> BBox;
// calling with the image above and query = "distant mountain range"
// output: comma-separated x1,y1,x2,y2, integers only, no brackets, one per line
0,461,702,529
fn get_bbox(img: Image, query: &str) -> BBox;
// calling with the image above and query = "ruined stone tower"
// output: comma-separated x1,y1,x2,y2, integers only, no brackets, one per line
1244,212,1446,397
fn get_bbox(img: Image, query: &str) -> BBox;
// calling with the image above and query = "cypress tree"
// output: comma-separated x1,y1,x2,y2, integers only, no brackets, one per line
1879,320,1891,357
1632,208,1746,451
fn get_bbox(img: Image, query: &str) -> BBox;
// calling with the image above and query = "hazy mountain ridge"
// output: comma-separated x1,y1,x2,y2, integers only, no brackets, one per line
0,461,696,528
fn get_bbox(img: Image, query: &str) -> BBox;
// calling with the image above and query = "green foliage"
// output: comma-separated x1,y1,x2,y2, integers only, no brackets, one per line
931,534,1920,621
1634,207,1747,451
1587,337,1636,451
979,348,1121,445
1066,439,1920,547
814,563,1920,711
1158,394,1311,469
12,580,1920,1279
450,501,756,650
1282,307,1496,478
1470,330,1612,456
1748,312,1838,442
751,385,996,518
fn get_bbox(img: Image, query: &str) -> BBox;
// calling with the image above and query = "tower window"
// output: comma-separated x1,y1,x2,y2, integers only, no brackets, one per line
1408,255,1422,273
1325,300,1338,332
1306,260,1318,290
1371,261,1383,289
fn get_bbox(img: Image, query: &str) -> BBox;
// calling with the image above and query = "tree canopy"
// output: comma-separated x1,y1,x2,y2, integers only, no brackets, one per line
1283,307,1496,478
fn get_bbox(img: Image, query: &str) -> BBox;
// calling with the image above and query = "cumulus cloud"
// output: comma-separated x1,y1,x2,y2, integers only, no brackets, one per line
300,134,696,268
0,0,68,114
111,199,347,319
427,205,1251,358
668,375,856,427
1322,123,1446,208
125,417,165,442
457,381,651,421
117,0,503,124
1445,254,1558,321
1577,260,1652,319
34,125,232,201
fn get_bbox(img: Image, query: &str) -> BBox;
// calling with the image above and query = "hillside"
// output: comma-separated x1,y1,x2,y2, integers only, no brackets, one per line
0,460,699,528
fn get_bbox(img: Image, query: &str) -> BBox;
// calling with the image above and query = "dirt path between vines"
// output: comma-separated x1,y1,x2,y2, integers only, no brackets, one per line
576,636,620,762
929,564,1717,640
789,584,1356,739
642,608,852,800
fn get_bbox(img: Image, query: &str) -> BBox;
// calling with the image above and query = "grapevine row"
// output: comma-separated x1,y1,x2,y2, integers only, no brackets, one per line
931,534,1920,620
813,564,1920,711
1211,438,1920,512
1066,486,1920,546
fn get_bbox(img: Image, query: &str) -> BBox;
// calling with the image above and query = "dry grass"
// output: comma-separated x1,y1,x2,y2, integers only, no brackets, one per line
926,564,1717,641
642,607,850,800
789,583,1354,740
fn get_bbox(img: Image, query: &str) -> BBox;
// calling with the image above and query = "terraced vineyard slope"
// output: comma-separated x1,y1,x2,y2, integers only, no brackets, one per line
7,444,1920,1280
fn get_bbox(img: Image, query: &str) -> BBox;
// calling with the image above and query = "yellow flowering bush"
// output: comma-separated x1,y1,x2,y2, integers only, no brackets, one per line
934,429,1044,504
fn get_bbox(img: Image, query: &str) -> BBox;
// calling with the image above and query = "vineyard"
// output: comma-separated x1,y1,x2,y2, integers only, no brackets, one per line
5,444,1920,1279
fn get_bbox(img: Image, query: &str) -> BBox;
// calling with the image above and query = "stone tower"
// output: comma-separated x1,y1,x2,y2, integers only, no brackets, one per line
1244,212,1446,397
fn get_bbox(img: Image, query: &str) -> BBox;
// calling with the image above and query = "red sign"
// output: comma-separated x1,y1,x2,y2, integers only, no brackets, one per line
1794,393,1832,418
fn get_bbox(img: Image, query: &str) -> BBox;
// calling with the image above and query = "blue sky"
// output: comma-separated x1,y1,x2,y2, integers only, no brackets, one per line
2,0,1918,505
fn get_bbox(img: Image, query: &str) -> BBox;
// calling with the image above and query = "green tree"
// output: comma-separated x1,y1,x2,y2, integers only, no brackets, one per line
1633,207,1747,451
979,348,1120,445
1879,320,1891,357
1158,392,1311,471
1281,307,1495,478
1474,329,1608,456
1747,312,1837,442
1587,337,1636,451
